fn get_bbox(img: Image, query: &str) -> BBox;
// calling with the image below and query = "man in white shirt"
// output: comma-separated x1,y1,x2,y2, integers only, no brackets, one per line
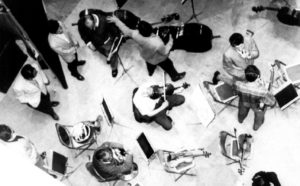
107,15,185,81
132,82,185,130
48,20,85,81
13,63,59,120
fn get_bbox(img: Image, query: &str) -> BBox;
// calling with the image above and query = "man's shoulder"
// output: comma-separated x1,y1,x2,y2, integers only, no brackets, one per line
224,46,236,57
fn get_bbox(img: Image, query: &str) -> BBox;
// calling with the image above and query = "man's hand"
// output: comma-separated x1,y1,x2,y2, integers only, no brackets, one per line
88,43,96,51
106,15,119,23
162,100,169,108
238,49,251,59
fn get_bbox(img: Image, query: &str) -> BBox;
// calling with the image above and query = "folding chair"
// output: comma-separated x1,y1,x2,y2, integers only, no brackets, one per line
55,116,102,158
219,129,252,175
203,81,238,108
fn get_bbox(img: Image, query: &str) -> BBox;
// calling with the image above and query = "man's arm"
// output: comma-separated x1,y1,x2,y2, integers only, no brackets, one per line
247,38,259,60
32,63,49,85
145,100,169,117
157,34,173,56
107,15,133,37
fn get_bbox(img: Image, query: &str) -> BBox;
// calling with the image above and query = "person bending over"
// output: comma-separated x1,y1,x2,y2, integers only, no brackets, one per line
132,82,185,130
215,65,275,130
92,142,136,180
107,15,186,82
48,19,85,81
0,124,45,168
77,9,121,77
13,63,60,120
213,31,259,84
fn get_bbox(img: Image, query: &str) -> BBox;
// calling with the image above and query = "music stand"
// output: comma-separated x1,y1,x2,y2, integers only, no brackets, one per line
45,150,82,182
136,132,157,165
182,0,202,23
115,55,135,84
273,82,300,110
100,97,130,128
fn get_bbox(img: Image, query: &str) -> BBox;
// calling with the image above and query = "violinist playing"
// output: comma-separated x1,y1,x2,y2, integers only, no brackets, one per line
132,82,189,130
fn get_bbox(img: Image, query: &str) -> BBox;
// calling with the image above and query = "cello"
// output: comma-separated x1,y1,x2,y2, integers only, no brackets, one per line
252,5,300,26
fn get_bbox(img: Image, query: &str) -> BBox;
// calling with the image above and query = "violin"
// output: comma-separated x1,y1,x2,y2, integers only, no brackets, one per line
167,148,211,162
150,82,190,99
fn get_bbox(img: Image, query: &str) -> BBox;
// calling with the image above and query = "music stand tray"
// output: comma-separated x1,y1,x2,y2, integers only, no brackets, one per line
136,132,156,165
273,82,300,110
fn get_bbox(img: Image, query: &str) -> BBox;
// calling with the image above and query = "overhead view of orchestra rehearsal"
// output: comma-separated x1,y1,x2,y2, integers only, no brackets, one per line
1,0,300,185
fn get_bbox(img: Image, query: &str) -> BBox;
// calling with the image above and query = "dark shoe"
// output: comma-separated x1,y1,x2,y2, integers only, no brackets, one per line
148,70,155,76
51,112,59,121
77,60,86,66
171,72,186,82
51,101,60,107
212,71,220,85
112,69,118,77
76,74,85,81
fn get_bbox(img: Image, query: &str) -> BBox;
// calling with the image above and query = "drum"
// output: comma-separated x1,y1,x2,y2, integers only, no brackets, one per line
153,23,214,52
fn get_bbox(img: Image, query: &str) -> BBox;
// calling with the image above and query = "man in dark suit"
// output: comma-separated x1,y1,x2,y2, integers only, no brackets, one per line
77,9,121,77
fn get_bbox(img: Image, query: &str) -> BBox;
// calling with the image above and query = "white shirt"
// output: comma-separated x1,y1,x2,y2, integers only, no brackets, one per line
48,23,77,63
133,82,160,116
1,136,39,165
13,62,49,108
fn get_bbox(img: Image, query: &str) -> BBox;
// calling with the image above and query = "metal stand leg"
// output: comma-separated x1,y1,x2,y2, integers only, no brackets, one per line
114,56,136,85
185,0,202,23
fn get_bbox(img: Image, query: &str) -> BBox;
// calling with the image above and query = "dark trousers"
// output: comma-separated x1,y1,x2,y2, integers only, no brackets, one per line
67,53,82,77
146,58,179,79
98,41,120,71
238,100,265,131
153,94,185,130
28,93,55,117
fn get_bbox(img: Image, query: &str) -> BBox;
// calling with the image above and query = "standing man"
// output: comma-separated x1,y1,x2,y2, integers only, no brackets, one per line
77,9,121,77
48,19,85,81
213,31,259,84
132,82,185,130
216,65,275,130
107,15,186,81
13,63,59,120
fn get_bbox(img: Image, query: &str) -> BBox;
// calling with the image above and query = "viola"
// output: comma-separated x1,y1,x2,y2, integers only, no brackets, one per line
167,149,211,162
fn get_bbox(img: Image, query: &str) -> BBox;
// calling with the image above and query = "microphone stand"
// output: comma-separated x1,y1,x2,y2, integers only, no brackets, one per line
184,0,202,23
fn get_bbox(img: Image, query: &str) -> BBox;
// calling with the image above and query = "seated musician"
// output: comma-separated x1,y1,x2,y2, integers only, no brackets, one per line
92,142,137,180
220,131,253,160
132,82,185,130
77,9,121,77
214,65,275,130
